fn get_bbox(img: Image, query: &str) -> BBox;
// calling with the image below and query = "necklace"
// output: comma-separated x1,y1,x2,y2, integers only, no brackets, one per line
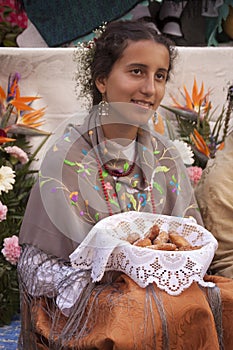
102,138,136,177
96,157,156,216
96,157,113,216
149,183,156,214
103,161,136,178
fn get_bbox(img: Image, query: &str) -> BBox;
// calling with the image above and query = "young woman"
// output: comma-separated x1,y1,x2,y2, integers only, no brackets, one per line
18,20,233,349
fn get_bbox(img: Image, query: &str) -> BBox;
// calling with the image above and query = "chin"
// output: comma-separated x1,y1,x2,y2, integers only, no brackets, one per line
108,102,154,127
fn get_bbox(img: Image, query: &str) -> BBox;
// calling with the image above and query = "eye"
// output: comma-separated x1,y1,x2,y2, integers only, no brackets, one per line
155,72,167,81
131,68,143,75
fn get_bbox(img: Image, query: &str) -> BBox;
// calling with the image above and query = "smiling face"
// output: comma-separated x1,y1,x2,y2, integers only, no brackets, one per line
95,39,169,114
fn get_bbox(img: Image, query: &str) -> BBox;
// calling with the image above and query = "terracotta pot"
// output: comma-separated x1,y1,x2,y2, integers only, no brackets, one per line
223,6,233,39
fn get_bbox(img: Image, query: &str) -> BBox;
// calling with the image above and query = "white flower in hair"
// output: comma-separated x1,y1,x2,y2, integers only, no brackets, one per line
73,23,107,109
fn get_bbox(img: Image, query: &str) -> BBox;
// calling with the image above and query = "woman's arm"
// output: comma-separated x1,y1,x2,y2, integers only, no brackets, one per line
18,244,91,315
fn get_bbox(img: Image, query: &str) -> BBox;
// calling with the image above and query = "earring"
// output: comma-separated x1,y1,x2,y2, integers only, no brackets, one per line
152,112,165,135
98,100,109,117
152,112,158,124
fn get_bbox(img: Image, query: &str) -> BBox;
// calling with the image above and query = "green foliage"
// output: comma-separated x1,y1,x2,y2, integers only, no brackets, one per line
0,256,19,326
0,137,38,239
0,73,50,325
0,135,43,325
0,6,23,47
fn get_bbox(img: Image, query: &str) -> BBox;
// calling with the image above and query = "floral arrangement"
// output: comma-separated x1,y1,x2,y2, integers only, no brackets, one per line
0,73,50,325
0,4,27,47
160,78,233,172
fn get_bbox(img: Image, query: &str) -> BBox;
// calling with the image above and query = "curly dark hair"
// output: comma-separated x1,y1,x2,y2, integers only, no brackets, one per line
91,19,177,105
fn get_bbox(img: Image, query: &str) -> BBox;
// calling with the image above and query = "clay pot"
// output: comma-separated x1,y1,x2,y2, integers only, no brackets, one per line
223,6,233,39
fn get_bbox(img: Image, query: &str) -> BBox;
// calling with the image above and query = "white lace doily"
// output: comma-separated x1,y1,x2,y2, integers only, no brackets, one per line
70,212,218,295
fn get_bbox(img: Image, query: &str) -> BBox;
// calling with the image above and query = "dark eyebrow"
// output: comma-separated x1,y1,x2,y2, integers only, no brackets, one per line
127,63,147,68
157,68,169,74
127,63,168,73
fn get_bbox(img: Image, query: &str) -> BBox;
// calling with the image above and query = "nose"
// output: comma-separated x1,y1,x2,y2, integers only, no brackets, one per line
140,75,156,97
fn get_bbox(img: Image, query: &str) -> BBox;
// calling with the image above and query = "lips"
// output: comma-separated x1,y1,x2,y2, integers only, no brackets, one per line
130,100,155,119
131,100,154,109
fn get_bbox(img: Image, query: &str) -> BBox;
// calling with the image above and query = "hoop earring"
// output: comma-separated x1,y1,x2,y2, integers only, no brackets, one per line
98,100,109,117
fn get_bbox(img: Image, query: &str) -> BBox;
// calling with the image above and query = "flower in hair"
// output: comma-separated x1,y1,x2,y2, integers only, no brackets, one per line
73,23,107,109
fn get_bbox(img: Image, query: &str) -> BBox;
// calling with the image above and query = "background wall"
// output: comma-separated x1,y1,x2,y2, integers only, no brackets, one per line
0,46,233,160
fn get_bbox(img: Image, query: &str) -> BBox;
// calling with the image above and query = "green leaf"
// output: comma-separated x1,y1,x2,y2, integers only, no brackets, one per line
172,174,177,182
102,169,109,178
64,159,76,166
116,182,121,192
7,124,51,136
3,39,17,47
109,199,120,207
153,182,163,194
155,166,169,173
123,162,129,171
126,193,137,210
160,104,198,121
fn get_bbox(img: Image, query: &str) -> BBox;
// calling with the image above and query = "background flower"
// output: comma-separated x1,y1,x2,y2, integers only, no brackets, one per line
161,79,232,169
0,73,50,325
186,166,203,186
0,165,15,194
5,145,29,164
0,200,7,221
172,139,194,165
1,235,21,265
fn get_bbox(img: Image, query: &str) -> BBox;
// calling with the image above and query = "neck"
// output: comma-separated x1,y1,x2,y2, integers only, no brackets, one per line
101,123,138,146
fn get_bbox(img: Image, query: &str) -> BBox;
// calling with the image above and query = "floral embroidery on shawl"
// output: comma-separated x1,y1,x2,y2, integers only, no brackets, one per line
38,107,199,246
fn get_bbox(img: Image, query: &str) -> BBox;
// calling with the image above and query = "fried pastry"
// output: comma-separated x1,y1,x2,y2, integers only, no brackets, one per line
126,232,141,244
178,245,202,251
147,243,177,251
145,223,160,241
131,223,202,251
169,231,190,248
133,237,152,247
153,231,169,244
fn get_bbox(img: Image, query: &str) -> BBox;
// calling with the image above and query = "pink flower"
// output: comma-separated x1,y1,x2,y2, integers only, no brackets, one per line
104,182,113,190
186,166,203,186
5,146,29,164
1,235,21,265
0,200,7,221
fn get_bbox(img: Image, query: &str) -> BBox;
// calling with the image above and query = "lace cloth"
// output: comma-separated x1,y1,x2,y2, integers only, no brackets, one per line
70,212,218,295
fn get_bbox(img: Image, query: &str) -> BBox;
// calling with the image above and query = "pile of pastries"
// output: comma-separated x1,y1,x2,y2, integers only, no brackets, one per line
133,224,202,251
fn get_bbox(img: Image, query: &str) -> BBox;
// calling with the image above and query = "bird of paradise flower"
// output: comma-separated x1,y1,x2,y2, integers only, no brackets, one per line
0,73,50,145
160,78,232,168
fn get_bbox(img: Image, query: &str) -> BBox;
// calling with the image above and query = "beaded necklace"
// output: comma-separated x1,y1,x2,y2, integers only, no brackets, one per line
103,160,136,177
96,157,113,215
96,156,156,216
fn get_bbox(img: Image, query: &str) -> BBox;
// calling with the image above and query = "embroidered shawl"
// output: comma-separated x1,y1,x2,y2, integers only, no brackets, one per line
19,103,202,260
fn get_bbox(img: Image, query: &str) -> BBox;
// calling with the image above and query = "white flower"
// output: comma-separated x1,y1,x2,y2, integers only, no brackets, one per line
172,139,194,165
0,166,16,195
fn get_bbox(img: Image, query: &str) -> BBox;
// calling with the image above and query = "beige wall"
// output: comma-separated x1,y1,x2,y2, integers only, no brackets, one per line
0,46,233,160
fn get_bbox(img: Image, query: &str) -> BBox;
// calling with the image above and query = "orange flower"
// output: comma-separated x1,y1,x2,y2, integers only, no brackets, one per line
0,73,49,137
170,77,211,118
0,129,15,145
190,129,210,157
